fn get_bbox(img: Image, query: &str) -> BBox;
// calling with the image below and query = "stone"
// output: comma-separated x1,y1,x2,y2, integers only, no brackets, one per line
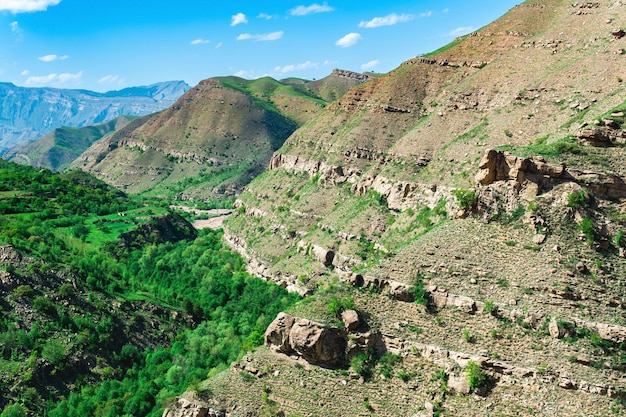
265,312,296,354
289,318,347,365
576,262,588,274
532,234,547,245
341,309,361,331
312,245,335,267
448,375,471,395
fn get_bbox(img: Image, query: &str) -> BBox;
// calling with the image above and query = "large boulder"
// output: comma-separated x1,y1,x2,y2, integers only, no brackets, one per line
265,313,347,366
289,318,347,365
265,312,296,354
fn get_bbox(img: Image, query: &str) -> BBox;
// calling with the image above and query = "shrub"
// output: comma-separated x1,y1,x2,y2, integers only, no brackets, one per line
14,285,34,298
453,189,477,210
409,274,429,306
326,297,355,316
32,296,58,317
579,217,596,244
567,190,588,208
462,329,473,343
465,361,487,392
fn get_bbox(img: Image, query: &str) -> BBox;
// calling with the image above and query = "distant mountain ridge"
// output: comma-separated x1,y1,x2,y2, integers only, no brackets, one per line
0,80,190,153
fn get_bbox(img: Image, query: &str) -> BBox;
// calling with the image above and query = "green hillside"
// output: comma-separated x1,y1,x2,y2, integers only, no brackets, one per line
5,116,136,172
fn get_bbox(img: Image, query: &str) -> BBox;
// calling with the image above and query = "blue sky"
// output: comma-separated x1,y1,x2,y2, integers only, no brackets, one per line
0,0,521,92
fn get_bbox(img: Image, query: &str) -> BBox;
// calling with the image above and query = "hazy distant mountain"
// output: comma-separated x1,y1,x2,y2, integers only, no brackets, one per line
4,115,136,172
0,81,190,153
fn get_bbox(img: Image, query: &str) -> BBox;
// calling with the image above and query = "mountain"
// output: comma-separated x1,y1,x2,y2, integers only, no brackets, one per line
73,70,370,202
0,80,190,153
166,0,626,415
4,115,136,172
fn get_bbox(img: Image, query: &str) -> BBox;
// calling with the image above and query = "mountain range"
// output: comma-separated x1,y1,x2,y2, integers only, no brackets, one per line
72,69,372,201
0,80,189,153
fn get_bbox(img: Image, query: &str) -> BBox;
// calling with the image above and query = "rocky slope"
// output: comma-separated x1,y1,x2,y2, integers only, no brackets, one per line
163,1,626,416
0,81,189,153
4,115,135,171
73,71,369,201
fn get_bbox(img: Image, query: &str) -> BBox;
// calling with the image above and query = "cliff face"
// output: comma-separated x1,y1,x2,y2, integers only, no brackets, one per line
0,81,189,152
203,1,626,415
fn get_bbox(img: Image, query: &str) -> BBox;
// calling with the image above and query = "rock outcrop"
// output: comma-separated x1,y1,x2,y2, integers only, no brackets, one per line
476,149,626,200
265,312,383,367
265,313,346,366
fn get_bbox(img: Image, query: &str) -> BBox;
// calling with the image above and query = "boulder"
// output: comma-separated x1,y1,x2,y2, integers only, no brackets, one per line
447,375,471,395
265,312,295,354
289,318,346,365
341,309,360,331
312,245,335,267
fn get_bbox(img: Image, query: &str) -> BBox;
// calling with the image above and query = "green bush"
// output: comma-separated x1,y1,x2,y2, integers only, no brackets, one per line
409,274,429,306
567,190,588,208
579,217,596,244
326,297,355,316
465,361,487,392
453,189,477,210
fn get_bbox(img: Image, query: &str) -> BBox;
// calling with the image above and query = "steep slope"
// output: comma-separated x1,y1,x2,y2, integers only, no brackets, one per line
195,1,626,415
73,70,368,202
4,115,135,171
0,81,189,152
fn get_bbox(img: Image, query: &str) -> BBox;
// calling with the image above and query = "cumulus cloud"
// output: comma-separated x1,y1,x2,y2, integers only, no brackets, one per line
359,13,414,28
290,3,333,16
335,32,361,48
274,61,318,74
97,75,125,85
360,60,379,71
446,26,475,37
24,70,82,87
38,54,68,62
0,0,61,13
10,21,23,41
190,38,210,45
231,12,248,26
237,31,283,41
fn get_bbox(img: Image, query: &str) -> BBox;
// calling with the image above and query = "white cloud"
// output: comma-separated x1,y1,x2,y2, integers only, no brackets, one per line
360,60,379,71
190,38,210,45
290,3,333,16
359,13,414,28
237,31,283,42
335,32,361,48
446,26,475,37
97,74,125,85
24,70,82,87
10,20,23,41
258,13,275,20
420,11,432,18
442,8,449,14
0,0,61,13
274,61,318,74
215,42,223,48
20,69,29,76
38,54,68,62
234,70,250,78
231,12,248,26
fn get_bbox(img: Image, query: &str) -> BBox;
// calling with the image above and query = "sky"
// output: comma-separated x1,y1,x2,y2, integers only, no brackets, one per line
0,0,521,92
